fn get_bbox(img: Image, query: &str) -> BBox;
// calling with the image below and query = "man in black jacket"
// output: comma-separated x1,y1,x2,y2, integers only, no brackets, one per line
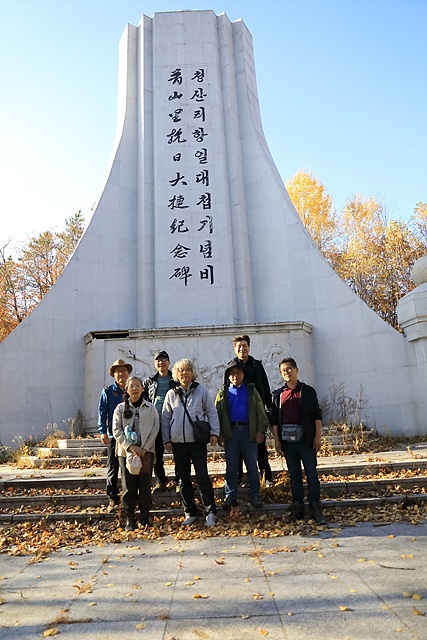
271,357,326,524
143,350,174,492
225,334,273,484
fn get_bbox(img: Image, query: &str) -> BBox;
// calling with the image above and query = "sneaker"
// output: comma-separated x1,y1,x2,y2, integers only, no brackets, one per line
250,495,264,509
265,480,274,488
205,513,216,527
182,515,198,526
108,498,120,512
153,482,167,493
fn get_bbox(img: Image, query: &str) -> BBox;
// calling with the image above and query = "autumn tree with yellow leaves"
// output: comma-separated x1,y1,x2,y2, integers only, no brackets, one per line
286,171,426,329
285,170,339,263
0,212,84,341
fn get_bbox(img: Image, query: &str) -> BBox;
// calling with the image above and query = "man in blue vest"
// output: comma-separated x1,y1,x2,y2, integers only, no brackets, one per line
98,358,133,510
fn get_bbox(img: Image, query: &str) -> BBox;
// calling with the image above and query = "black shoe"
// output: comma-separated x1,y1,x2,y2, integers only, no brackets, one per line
223,498,238,512
139,514,153,527
125,518,137,532
310,502,327,525
250,494,264,509
286,502,305,523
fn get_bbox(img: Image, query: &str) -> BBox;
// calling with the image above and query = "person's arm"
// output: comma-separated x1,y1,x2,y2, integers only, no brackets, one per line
314,419,322,453
112,404,129,451
140,406,160,455
270,392,282,453
272,424,282,454
162,391,173,452
310,386,323,453
202,387,219,446
98,388,110,445
214,391,225,447
253,388,268,443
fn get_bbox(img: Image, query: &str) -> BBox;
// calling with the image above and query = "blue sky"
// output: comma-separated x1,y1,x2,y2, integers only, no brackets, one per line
0,0,426,245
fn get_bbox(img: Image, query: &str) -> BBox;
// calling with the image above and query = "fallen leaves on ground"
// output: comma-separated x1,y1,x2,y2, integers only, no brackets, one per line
0,502,425,558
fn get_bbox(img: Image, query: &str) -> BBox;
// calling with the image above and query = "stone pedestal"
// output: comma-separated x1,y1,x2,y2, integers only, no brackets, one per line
84,322,314,434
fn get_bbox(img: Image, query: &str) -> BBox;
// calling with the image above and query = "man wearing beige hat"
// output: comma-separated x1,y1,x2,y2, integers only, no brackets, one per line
98,358,133,510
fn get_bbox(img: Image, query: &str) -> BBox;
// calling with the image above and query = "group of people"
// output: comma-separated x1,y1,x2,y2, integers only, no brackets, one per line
98,335,326,531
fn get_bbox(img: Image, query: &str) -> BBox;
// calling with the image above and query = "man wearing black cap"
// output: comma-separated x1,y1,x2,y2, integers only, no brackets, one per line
143,351,174,492
215,361,269,510
98,358,133,510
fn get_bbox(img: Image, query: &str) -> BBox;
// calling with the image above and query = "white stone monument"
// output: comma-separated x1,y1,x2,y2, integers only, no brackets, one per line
0,10,426,445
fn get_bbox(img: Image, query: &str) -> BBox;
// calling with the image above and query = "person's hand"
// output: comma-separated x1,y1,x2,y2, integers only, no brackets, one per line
165,442,173,454
210,435,218,447
218,435,225,447
256,432,264,444
129,445,145,457
274,438,282,455
313,436,322,453
100,433,109,445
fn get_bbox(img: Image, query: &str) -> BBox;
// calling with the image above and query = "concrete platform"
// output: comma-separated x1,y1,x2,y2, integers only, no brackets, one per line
0,522,426,639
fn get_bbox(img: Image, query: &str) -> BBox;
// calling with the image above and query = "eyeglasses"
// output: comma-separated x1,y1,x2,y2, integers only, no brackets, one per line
178,368,191,373
281,367,295,373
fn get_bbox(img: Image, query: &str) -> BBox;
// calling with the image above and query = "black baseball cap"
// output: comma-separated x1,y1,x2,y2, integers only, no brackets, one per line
154,350,170,360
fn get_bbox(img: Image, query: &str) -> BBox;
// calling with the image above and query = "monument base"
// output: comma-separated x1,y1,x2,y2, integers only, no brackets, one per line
84,322,314,435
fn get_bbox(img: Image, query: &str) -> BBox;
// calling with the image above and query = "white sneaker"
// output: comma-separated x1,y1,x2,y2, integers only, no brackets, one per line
205,513,216,527
182,515,198,526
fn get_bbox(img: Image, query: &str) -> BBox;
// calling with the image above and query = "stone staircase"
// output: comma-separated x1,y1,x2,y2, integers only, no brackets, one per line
1,438,426,524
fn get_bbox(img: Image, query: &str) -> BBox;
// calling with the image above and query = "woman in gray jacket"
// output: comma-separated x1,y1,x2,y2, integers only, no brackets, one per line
113,376,159,531
162,359,219,527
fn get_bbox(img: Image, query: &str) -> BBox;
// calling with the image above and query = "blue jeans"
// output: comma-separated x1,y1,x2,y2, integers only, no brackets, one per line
283,439,320,504
224,425,260,501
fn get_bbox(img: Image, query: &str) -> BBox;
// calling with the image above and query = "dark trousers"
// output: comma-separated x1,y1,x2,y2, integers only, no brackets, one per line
154,430,167,484
257,439,272,481
172,442,216,517
283,439,320,504
238,439,272,482
118,453,153,522
106,437,120,499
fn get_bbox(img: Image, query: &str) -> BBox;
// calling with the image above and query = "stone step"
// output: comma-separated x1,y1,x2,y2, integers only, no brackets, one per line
1,475,426,510
0,493,425,524
10,454,427,477
32,445,226,459
35,447,107,458
57,438,102,449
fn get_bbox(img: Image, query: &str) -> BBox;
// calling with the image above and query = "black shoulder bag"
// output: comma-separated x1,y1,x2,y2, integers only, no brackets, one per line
179,391,211,444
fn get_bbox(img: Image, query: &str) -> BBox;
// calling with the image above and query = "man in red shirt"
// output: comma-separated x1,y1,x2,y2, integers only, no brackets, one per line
271,357,326,524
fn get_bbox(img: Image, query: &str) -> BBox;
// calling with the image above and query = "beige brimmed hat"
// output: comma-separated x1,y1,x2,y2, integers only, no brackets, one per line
109,358,133,377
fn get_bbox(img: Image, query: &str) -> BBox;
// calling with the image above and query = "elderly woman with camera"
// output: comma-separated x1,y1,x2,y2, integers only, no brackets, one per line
113,375,159,531
162,358,219,527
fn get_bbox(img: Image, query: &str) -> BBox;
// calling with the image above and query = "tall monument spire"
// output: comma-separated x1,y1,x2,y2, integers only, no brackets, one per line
0,10,425,444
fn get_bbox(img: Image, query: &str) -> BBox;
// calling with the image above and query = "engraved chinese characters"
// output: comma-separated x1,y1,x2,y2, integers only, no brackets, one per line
165,67,215,287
